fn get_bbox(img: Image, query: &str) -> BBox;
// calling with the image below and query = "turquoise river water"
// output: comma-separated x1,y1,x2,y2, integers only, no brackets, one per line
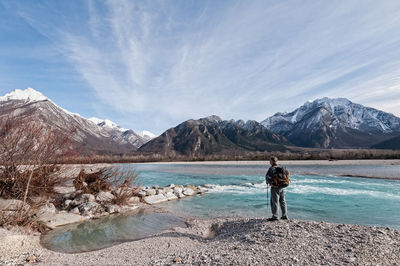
42,162,400,253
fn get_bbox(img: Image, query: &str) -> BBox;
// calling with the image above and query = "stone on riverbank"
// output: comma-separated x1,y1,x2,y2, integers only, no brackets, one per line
0,199,28,211
143,194,168,204
96,191,115,203
39,212,90,229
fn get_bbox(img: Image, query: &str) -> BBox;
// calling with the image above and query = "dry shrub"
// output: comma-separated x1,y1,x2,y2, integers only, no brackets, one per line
0,208,48,233
73,168,112,194
73,167,138,205
0,165,61,202
0,115,76,230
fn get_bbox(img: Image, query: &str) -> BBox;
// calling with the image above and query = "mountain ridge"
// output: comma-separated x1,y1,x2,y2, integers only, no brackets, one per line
261,97,400,148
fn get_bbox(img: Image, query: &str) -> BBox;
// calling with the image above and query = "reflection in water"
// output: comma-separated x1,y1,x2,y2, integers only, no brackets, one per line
41,209,186,253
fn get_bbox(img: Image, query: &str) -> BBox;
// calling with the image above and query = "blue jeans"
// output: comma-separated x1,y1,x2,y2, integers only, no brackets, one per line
270,187,287,219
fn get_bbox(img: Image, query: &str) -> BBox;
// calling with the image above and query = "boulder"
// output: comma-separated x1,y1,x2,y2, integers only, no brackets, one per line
137,191,147,197
163,188,173,193
127,196,140,205
175,191,185,199
168,184,175,188
183,188,195,196
173,187,183,193
39,212,90,229
96,191,115,203
78,202,101,216
38,203,56,214
146,189,156,196
152,185,160,189
104,204,121,214
164,192,178,201
80,194,96,203
0,199,28,211
143,194,168,204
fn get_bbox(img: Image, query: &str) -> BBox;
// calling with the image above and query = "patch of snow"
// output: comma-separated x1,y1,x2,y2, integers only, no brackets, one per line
88,117,127,132
139,130,157,140
0,88,48,103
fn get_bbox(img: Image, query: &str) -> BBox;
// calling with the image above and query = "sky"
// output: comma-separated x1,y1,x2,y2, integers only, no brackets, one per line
1,0,400,134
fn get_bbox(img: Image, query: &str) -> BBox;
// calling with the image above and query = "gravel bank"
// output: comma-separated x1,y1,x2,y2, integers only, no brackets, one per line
34,217,400,265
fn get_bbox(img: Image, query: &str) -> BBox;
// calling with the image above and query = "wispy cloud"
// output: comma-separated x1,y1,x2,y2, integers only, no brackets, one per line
3,0,400,133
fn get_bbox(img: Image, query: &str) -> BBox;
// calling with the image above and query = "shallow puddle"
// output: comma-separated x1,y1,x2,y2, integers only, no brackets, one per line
41,209,187,253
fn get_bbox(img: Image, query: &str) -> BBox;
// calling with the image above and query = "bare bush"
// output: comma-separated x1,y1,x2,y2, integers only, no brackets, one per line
0,115,76,229
73,167,138,205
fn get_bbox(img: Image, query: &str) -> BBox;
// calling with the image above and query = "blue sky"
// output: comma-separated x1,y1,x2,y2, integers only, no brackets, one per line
1,0,400,134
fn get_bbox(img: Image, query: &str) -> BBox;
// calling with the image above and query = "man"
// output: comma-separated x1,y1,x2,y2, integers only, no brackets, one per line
265,156,288,221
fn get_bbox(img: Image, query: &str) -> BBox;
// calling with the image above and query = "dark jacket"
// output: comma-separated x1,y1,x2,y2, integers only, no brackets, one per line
266,165,277,186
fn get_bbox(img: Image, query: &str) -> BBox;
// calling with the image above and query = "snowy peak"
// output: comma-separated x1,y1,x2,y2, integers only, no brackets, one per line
139,130,157,140
0,88,48,103
261,97,400,148
88,117,127,132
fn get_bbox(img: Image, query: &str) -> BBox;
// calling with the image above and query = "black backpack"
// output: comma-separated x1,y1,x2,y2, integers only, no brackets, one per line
271,166,290,187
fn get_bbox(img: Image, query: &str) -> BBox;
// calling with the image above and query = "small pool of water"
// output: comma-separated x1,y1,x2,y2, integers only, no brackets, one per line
41,209,187,253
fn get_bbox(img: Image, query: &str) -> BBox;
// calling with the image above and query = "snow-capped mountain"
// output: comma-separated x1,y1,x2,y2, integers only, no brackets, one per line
261,97,400,148
88,117,149,148
0,88,150,154
139,130,157,142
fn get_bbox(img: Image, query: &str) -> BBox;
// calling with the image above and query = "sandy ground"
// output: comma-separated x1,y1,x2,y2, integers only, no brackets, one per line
1,217,398,265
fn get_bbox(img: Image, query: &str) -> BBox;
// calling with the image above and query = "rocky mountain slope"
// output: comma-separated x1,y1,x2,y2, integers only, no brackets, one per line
139,115,290,156
0,88,152,155
372,135,400,149
261,97,400,148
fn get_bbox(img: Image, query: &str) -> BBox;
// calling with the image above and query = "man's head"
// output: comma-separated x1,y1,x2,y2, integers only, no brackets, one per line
269,156,278,166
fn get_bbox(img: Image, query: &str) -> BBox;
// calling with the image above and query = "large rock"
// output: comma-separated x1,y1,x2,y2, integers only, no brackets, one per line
175,191,185,198
183,188,195,196
70,193,95,207
143,194,168,204
173,187,183,194
39,212,90,229
104,204,121,214
136,190,147,197
96,191,115,203
80,194,96,203
78,202,101,216
164,192,178,201
38,203,56,214
146,189,156,196
0,199,29,211
127,196,140,205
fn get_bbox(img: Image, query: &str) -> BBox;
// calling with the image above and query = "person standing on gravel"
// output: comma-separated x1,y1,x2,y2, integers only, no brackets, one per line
265,157,290,221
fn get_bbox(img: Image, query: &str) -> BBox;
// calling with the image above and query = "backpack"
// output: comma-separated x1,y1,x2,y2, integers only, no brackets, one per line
271,166,290,187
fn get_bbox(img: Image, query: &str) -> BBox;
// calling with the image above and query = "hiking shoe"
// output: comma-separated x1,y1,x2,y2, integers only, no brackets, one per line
267,217,278,221
281,217,288,220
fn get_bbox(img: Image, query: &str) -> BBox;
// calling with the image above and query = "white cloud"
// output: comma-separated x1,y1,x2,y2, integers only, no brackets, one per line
5,0,400,132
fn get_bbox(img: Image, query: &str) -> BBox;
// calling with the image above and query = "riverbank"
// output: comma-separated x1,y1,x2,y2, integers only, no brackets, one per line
1,217,399,265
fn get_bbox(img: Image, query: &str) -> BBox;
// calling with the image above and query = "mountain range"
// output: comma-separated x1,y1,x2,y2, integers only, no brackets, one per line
0,88,156,155
139,115,290,156
261,97,400,149
1,88,400,156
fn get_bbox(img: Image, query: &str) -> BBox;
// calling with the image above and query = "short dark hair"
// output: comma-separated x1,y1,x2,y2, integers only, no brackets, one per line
270,156,278,165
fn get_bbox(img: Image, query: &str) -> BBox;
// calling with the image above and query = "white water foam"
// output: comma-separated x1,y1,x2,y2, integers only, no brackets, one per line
206,182,400,200
289,185,400,200
206,184,267,194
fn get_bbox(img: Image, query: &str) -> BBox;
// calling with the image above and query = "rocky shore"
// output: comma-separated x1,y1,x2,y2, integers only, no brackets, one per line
6,217,396,265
